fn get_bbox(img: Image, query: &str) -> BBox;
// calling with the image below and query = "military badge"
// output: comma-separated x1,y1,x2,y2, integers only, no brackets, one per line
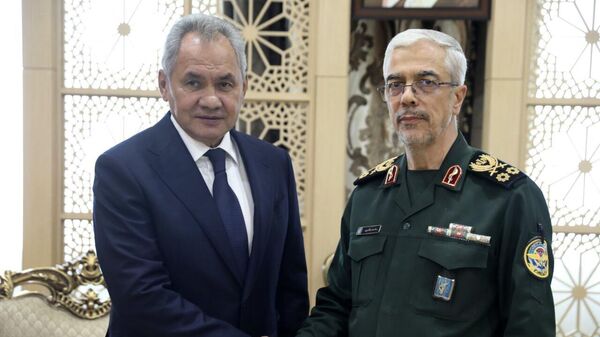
449,223,472,233
441,165,462,187
384,164,399,186
523,237,550,279
427,225,491,246
354,155,400,185
433,275,455,301
468,152,525,188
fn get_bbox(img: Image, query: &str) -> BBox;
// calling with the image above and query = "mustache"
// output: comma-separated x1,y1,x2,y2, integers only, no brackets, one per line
394,109,429,121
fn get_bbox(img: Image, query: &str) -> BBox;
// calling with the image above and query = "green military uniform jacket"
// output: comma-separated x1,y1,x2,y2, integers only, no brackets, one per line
297,134,555,337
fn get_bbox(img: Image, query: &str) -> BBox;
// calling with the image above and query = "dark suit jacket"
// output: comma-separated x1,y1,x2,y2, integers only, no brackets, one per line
93,112,309,337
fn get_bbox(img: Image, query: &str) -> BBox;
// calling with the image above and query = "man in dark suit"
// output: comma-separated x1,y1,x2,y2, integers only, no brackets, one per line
93,13,308,337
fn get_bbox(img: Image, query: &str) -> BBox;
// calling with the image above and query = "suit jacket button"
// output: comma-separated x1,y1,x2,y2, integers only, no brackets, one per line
402,223,411,230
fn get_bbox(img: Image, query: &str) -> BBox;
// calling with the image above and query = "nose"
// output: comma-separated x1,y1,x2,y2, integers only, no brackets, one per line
400,85,417,107
198,86,223,111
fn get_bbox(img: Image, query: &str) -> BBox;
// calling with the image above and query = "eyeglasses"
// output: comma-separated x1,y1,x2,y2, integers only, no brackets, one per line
377,79,458,101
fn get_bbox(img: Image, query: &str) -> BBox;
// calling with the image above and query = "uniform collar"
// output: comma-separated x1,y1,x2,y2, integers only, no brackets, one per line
433,133,473,192
385,133,473,192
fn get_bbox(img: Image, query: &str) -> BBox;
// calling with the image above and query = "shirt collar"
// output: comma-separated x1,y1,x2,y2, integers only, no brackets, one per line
170,114,239,164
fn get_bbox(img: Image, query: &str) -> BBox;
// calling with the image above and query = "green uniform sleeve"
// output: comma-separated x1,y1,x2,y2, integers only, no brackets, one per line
296,203,354,337
499,179,555,336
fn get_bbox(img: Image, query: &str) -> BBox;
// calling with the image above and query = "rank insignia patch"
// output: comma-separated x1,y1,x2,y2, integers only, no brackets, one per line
433,275,455,301
523,237,550,279
354,156,400,185
468,152,526,188
384,164,399,186
441,164,462,187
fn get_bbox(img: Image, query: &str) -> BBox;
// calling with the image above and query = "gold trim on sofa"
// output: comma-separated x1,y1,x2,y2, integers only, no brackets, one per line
0,250,111,319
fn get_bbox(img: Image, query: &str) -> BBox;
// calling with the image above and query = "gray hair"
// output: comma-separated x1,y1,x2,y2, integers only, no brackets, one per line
382,29,467,85
161,13,247,78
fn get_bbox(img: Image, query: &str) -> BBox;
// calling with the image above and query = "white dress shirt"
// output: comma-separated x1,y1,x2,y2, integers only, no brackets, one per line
170,116,255,253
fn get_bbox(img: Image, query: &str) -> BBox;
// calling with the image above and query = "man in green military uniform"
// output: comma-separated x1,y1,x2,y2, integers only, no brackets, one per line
296,29,555,336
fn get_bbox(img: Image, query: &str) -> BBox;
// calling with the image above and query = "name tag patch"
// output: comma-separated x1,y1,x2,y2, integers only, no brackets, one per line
356,225,382,236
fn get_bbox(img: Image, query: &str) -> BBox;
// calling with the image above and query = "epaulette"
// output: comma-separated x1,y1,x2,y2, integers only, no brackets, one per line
354,156,400,186
468,151,526,188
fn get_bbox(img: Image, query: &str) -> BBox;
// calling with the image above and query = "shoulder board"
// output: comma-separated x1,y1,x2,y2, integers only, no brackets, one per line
354,156,400,186
468,151,526,188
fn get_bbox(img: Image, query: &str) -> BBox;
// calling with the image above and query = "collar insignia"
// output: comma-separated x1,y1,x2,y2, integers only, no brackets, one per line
354,156,400,186
441,164,462,187
384,164,399,187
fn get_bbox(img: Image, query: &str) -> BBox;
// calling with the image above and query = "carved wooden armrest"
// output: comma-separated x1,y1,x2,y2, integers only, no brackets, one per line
0,250,111,319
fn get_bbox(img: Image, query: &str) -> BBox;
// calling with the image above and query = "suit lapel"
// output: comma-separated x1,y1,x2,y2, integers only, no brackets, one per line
232,131,275,299
146,114,243,285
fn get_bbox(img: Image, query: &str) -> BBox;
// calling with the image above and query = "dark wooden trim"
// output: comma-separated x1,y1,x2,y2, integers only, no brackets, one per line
352,0,491,21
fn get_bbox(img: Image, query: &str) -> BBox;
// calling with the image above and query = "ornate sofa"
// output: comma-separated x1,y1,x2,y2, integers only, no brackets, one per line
0,251,110,337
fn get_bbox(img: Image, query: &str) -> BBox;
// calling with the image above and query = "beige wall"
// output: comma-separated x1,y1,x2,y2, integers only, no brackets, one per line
306,0,350,299
482,0,530,166
22,0,62,268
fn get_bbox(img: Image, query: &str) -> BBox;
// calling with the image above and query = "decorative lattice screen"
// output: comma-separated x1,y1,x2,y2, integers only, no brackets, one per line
525,1,600,336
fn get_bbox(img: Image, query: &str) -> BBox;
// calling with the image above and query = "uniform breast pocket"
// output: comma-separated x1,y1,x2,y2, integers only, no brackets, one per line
347,235,387,307
410,239,491,321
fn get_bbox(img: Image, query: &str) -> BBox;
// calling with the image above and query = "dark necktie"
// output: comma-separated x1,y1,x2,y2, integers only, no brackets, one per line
205,148,249,279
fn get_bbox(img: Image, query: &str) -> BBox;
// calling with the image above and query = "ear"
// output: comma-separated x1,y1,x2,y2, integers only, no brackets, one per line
451,84,467,116
158,70,170,102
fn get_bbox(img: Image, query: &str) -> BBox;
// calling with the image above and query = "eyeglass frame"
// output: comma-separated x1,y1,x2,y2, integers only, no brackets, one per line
376,79,459,102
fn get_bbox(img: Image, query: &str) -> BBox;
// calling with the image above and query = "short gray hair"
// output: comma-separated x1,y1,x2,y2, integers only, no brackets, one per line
382,29,467,85
161,13,247,78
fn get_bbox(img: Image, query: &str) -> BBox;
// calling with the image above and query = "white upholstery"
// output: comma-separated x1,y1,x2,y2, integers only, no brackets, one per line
0,296,108,337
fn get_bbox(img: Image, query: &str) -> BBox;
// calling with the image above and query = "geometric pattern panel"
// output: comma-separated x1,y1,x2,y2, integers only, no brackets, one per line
63,0,184,90
238,101,308,214
64,0,311,93
63,95,167,213
529,0,600,99
192,0,218,15
199,0,310,93
552,232,600,337
525,105,600,228
63,219,96,263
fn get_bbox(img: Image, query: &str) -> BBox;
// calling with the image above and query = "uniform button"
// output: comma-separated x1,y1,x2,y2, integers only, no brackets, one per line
402,222,411,230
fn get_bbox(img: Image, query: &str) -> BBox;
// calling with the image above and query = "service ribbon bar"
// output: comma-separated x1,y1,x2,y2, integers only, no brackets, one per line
427,226,490,246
